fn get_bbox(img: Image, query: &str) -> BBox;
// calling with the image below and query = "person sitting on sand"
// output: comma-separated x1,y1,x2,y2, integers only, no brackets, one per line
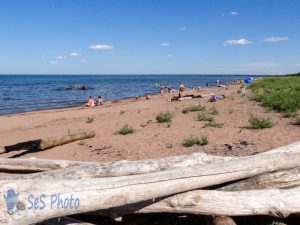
86,96,94,107
179,82,185,97
96,96,104,106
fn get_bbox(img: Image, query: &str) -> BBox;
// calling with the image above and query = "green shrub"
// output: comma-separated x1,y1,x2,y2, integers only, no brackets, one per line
116,124,135,135
86,116,95,123
156,111,172,123
248,76,300,117
248,115,274,129
182,136,208,147
203,121,224,128
182,104,206,114
197,113,214,122
209,106,219,115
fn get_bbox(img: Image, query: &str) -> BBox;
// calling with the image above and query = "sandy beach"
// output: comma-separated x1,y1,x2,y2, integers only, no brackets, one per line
0,84,299,163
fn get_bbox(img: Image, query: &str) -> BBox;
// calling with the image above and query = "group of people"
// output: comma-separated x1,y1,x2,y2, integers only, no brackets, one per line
86,96,104,107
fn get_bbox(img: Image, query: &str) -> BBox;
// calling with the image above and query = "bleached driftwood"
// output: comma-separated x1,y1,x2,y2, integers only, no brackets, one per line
0,152,231,179
220,167,300,191
1,140,299,175
0,158,94,172
1,151,300,224
2,140,300,179
129,187,300,217
95,167,300,218
0,131,95,154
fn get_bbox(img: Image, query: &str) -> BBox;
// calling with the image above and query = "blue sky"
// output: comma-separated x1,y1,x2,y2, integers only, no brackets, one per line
0,0,299,75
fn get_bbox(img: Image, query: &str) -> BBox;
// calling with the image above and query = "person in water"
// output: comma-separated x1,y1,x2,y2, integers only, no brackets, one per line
86,96,95,107
96,96,104,106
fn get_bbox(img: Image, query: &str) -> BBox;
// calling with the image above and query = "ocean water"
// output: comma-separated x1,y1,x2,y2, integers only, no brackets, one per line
0,75,254,115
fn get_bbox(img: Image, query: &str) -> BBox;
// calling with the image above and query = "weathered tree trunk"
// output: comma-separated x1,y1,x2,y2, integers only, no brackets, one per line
220,167,300,191
2,140,300,180
1,151,300,224
1,140,299,175
0,152,232,179
130,187,300,217
94,167,300,218
0,131,95,154
0,158,93,172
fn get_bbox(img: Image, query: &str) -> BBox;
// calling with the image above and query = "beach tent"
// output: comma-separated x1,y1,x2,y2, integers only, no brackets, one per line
244,77,253,84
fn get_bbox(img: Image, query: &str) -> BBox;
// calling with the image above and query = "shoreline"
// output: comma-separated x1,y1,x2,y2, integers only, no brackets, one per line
0,83,299,164
0,74,256,117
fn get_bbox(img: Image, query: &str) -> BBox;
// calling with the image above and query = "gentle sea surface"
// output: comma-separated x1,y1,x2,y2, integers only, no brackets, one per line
0,75,257,115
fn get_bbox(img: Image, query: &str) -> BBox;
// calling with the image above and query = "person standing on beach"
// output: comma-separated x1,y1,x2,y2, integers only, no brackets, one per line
179,82,185,97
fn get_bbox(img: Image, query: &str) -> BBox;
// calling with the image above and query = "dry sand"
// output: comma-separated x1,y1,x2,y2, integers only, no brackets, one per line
0,84,299,162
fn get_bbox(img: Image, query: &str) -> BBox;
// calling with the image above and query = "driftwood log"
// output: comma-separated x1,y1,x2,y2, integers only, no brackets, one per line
0,130,95,154
0,152,231,179
1,150,300,224
94,167,300,218
1,140,300,179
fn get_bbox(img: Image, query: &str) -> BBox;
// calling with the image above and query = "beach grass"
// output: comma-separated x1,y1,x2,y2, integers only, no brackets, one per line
248,76,300,117
182,104,206,114
156,111,172,123
248,115,274,129
197,112,214,122
115,124,135,135
209,106,219,115
182,136,208,147
203,121,224,128
86,116,95,123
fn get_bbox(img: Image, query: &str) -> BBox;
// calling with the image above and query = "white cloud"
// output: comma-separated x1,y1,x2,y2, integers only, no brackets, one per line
160,43,170,47
56,55,67,60
89,44,113,50
230,11,239,16
81,59,86,63
167,54,173,58
263,37,289,43
69,52,81,56
224,39,252,46
179,27,187,31
50,60,58,64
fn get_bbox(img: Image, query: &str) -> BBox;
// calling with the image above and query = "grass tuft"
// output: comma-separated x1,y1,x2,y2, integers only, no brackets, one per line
209,106,219,115
156,111,172,123
115,124,135,135
197,113,214,122
248,115,274,129
86,116,95,123
182,136,208,147
182,104,206,114
203,121,224,128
